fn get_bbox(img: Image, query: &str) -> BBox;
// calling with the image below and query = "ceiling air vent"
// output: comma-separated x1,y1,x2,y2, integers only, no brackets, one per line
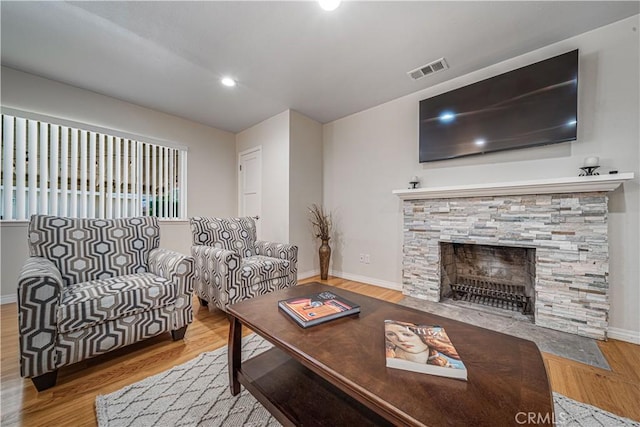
408,58,449,81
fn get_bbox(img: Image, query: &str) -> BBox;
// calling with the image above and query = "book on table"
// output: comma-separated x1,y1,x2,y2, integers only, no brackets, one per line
278,291,361,328
384,320,468,381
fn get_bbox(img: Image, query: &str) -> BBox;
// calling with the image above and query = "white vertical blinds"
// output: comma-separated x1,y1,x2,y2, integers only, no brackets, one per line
27,120,38,217
98,134,106,218
2,116,14,217
59,126,69,217
114,136,121,217
0,113,187,220
15,118,27,220
88,132,97,218
39,122,48,214
50,124,59,216
69,128,78,216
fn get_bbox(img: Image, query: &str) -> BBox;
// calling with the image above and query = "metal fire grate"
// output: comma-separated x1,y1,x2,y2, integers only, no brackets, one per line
450,275,532,314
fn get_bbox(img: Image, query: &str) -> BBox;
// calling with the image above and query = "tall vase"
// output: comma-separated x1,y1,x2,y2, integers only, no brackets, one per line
319,238,331,280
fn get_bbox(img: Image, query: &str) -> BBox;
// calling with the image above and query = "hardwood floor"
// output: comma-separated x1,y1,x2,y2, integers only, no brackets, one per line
1,276,639,426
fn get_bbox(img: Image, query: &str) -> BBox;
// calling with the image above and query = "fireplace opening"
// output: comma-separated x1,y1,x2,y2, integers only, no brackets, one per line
440,243,535,317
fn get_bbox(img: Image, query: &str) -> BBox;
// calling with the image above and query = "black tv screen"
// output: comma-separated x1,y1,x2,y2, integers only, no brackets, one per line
419,50,578,162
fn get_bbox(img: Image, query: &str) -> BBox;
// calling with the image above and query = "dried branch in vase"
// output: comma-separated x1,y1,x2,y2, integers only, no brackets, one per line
309,204,332,241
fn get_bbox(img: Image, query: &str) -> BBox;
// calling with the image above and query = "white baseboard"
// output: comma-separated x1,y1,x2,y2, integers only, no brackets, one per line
1,294,17,305
297,269,320,280
608,327,640,344
297,268,402,291
330,270,402,291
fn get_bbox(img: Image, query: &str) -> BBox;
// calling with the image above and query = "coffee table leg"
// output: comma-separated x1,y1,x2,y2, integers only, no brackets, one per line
228,315,242,395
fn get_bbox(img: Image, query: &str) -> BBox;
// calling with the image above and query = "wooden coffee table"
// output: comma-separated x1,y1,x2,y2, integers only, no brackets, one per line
228,283,554,426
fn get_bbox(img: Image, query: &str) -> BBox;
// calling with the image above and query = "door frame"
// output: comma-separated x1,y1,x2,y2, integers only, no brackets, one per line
237,146,262,234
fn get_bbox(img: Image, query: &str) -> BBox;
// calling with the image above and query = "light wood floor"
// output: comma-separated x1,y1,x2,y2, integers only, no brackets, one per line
1,276,639,426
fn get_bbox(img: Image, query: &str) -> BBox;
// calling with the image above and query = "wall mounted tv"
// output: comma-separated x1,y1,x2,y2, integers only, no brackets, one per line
419,49,578,163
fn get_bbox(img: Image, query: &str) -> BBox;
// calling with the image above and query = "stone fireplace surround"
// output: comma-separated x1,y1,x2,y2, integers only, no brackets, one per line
394,174,633,340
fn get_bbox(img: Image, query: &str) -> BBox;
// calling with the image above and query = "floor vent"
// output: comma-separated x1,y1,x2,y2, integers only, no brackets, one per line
407,58,448,81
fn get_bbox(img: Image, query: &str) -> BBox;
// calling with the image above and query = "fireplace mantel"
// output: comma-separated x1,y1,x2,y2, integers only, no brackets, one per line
393,172,634,200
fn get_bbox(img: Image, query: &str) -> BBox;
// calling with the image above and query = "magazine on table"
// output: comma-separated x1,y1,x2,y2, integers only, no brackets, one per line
278,291,360,328
384,320,467,381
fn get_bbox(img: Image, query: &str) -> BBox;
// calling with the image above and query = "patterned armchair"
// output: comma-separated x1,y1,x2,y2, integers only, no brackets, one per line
17,215,195,391
190,217,298,312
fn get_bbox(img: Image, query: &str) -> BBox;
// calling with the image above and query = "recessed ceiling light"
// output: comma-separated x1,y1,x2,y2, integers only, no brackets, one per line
319,0,341,11
221,77,236,87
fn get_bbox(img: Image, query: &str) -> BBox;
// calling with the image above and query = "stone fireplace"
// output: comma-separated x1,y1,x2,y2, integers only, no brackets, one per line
394,174,633,340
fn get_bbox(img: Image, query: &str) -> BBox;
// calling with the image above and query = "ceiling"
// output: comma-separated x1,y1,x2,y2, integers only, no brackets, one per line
1,1,638,133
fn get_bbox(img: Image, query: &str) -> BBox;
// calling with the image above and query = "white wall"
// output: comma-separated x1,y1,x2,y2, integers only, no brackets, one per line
323,16,640,341
0,67,237,302
289,110,323,277
236,110,290,243
235,109,323,276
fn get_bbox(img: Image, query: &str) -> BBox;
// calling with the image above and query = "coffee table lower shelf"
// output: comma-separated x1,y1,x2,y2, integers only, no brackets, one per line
238,346,394,427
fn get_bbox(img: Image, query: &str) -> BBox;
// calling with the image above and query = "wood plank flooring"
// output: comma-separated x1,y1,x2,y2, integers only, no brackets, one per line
1,276,639,426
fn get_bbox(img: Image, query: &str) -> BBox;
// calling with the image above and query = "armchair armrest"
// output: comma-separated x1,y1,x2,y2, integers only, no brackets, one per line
254,241,298,265
17,257,64,378
148,248,195,288
191,245,242,310
149,248,196,329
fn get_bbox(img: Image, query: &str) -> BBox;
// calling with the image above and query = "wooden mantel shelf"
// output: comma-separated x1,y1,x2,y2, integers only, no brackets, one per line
392,172,635,200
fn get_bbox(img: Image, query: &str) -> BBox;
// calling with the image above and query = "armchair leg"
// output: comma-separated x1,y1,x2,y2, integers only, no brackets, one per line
171,325,188,341
198,297,208,307
31,370,58,391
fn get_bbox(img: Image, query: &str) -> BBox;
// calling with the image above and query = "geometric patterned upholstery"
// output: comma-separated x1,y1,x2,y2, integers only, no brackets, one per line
190,216,257,257
240,255,292,285
57,273,176,333
28,215,159,287
57,306,174,366
17,215,195,388
17,257,63,380
189,217,298,312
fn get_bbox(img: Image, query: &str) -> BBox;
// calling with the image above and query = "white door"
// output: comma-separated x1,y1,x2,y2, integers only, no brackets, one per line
238,147,262,238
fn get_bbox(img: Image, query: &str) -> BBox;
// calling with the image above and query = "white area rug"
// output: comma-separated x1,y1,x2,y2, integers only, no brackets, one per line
96,334,639,427
96,335,278,427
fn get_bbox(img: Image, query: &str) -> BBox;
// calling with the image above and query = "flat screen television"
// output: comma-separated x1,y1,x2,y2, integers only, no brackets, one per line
419,50,578,163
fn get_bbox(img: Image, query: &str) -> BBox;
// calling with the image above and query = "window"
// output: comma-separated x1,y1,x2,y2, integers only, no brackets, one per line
1,110,187,220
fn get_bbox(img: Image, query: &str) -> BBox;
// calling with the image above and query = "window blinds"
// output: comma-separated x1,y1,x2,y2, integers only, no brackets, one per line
0,113,186,220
